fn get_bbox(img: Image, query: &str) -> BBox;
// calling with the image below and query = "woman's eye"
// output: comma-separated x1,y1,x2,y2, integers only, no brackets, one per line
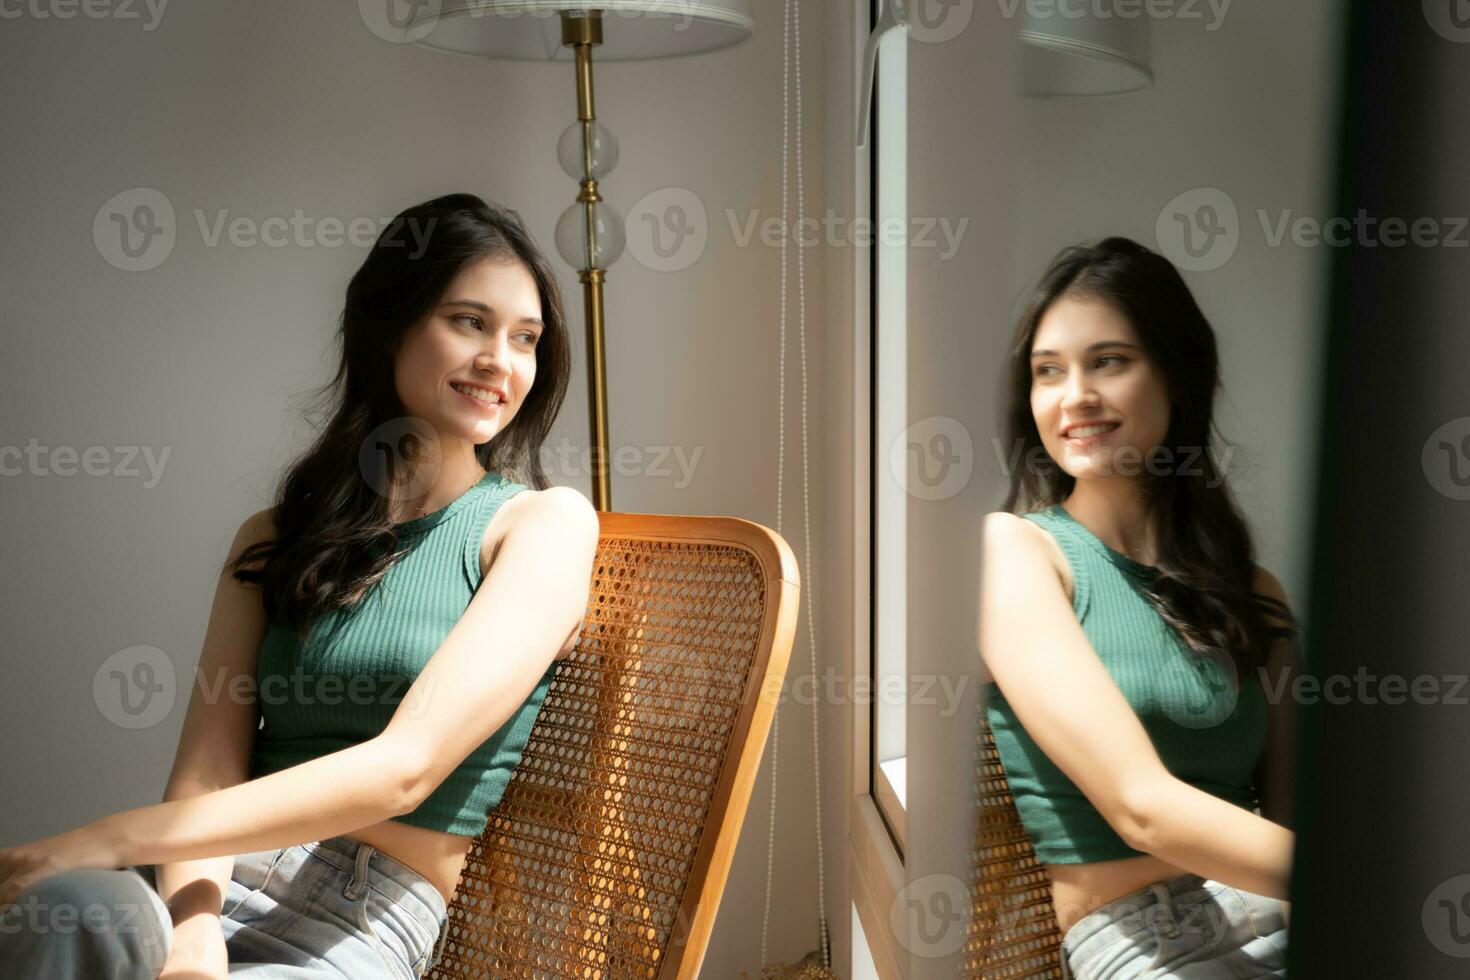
1034,356,1123,377
456,314,483,330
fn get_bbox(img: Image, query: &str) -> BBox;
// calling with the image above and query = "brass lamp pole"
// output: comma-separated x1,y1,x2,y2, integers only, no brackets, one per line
562,12,612,511
407,0,755,514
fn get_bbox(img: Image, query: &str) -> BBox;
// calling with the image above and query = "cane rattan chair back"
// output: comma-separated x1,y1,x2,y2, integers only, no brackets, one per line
427,512,800,980
963,695,1066,978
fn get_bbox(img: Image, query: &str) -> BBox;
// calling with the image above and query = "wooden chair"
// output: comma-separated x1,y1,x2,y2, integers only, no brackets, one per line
427,513,800,980
962,701,1066,978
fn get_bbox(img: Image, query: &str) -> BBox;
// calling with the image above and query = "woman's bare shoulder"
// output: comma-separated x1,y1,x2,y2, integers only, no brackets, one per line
982,511,1075,606
478,485,598,581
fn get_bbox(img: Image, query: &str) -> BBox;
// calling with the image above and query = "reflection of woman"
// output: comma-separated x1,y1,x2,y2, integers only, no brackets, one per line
979,237,1300,977
0,193,600,979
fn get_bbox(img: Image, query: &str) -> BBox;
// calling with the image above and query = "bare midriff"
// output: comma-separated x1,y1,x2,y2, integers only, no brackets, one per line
1046,853,1194,940
342,819,473,910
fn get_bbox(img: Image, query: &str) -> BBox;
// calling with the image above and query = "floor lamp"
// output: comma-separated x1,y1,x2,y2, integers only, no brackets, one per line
858,0,1152,147
407,0,755,511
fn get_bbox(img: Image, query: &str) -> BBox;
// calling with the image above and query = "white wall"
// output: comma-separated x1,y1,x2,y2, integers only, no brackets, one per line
0,1,840,974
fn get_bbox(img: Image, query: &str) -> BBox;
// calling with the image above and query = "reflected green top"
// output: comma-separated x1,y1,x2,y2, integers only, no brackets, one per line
984,504,1265,862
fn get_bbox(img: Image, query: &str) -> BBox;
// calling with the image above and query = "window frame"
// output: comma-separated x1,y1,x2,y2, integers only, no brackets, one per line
848,1,909,977
868,0,908,861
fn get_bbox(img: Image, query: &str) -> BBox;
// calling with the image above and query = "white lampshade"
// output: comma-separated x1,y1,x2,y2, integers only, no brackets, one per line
1018,9,1152,96
406,0,755,61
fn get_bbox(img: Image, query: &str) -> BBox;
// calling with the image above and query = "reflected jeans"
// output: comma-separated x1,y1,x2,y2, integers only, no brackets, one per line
1061,872,1288,979
0,834,450,979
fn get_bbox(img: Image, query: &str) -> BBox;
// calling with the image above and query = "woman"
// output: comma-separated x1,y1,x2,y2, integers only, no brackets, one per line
978,237,1302,977
0,193,600,979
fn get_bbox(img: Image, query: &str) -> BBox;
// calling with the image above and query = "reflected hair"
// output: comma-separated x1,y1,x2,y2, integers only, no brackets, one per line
1001,235,1297,677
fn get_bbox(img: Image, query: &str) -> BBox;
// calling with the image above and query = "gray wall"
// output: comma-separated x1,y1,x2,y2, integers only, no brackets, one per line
1010,0,1344,603
0,1,839,974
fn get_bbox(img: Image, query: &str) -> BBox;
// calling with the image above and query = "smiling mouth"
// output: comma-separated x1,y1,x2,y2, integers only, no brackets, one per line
1064,422,1120,442
451,382,504,410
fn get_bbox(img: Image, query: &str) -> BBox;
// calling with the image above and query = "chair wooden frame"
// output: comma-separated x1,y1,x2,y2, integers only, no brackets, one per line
963,703,1066,978
427,512,800,980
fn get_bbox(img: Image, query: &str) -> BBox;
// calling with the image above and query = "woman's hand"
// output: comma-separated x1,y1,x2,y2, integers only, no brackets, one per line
158,913,228,980
0,822,119,912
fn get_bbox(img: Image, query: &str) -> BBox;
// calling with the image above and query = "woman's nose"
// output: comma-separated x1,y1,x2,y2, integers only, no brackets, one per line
475,336,511,375
1060,372,1097,408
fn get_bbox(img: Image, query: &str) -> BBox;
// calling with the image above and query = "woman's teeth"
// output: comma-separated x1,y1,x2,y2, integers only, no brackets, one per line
452,383,501,404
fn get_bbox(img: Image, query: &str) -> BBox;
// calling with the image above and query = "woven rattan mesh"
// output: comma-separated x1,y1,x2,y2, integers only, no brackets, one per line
962,707,1065,978
427,533,774,979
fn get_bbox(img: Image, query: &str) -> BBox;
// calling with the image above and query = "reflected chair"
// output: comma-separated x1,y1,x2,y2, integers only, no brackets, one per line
963,698,1066,978
427,512,800,980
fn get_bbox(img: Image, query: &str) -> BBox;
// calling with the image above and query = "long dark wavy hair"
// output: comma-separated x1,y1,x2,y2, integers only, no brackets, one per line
226,193,571,641
1001,236,1297,679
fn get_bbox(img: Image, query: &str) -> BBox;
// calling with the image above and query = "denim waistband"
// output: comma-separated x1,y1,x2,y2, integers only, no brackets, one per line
302,835,448,928
1060,872,1209,954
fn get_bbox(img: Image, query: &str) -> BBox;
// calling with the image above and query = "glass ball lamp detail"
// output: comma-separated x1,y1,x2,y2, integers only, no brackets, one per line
557,121,620,180
555,119,625,270
555,200,625,270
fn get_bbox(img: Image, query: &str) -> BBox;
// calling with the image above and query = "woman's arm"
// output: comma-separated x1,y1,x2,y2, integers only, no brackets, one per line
1137,568,1303,893
152,508,275,924
977,513,1294,901
152,511,277,922
90,487,600,869
1120,778,1295,899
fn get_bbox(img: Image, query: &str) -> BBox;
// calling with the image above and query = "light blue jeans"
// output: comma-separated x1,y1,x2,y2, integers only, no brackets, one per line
0,835,450,979
1061,872,1288,979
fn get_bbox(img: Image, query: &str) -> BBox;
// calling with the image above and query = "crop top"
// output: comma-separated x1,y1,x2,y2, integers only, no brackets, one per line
983,504,1266,862
248,469,559,835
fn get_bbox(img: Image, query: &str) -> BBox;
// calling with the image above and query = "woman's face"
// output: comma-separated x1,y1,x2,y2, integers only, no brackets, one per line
1029,293,1171,483
394,256,543,450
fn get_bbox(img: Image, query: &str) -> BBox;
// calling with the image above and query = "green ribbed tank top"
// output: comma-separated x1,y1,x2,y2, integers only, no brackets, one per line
248,470,559,835
983,504,1265,862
